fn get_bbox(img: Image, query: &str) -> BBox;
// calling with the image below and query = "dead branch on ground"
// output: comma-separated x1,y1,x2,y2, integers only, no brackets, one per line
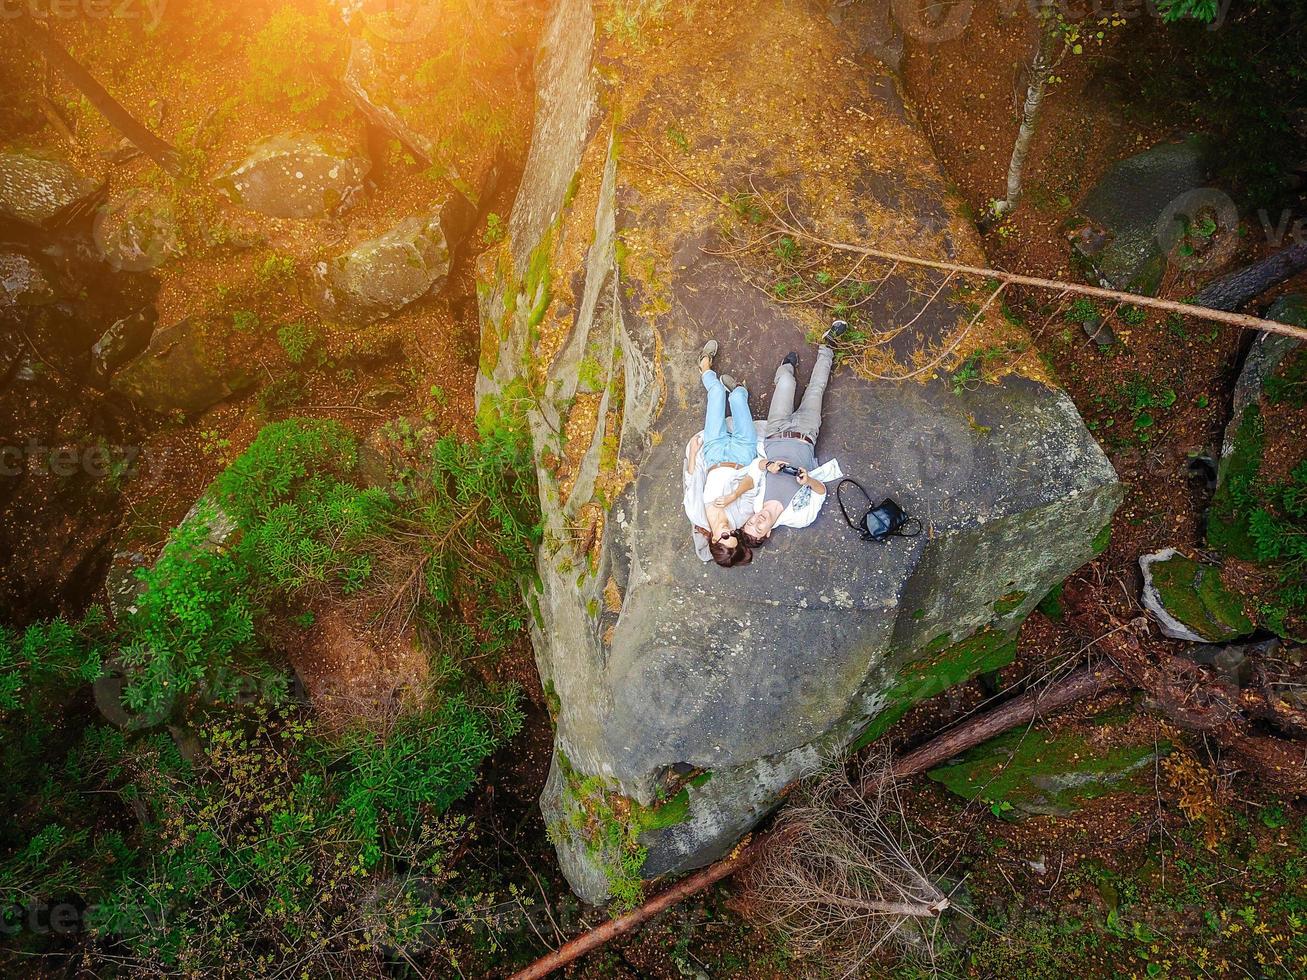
741,753,951,978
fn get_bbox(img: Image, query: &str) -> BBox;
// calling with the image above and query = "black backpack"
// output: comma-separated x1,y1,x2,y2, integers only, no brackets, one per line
836,479,922,542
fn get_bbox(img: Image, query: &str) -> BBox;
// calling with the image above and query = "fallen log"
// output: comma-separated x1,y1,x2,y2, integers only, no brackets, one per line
1194,241,1307,313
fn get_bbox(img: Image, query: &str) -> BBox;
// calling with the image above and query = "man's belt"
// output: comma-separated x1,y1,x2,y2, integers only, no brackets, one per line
774,431,815,445
707,461,743,472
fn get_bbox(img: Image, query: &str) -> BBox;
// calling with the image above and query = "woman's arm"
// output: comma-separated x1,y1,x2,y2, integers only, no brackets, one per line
685,433,703,474
713,475,755,508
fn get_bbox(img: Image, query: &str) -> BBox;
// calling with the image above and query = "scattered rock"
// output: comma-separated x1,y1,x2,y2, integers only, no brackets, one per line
111,316,255,412
0,250,57,308
1080,312,1116,348
312,204,470,323
93,187,182,271
91,308,157,380
1075,135,1222,295
1140,548,1254,643
1180,637,1275,687
217,134,369,219
1266,293,1307,330
105,550,149,622
928,711,1167,817
1223,326,1300,460
361,384,405,408
0,150,101,227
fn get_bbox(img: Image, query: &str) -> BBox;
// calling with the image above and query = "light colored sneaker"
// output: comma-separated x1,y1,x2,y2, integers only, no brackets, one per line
821,320,849,346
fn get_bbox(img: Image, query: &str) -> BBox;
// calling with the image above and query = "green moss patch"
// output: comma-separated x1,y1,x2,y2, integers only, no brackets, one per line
852,629,1018,751
1036,583,1065,620
1208,404,1265,560
992,591,1028,616
1149,553,1254,642
928,714,1167,817
1091,521,1112,556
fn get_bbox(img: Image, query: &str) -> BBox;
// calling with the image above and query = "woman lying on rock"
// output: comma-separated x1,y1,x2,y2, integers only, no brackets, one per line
739,322,846,548
683,339,761,567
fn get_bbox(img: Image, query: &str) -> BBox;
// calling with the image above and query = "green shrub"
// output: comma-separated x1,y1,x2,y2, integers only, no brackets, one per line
276,321,318,365
120,506,258,717
246,4,346,115
0,613,105,717
92,701,520,973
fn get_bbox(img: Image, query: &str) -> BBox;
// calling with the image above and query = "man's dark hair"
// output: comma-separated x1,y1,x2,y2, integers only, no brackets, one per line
738,529,769,549
708,534,752,568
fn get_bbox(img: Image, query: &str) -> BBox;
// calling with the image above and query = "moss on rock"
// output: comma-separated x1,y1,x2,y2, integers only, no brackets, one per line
852,629,1019,751
1149,552,1254,642
1208,404,1265,561
929,712,1168,817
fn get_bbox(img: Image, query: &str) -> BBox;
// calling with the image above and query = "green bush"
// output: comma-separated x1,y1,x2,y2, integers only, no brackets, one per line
0,613,105,717
246,4,346,115
0,417,544,972
91,701,520,974
276,321,318,365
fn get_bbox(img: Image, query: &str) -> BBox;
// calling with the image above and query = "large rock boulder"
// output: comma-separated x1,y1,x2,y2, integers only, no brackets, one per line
0,150,100,227
477,0,1121,903
1074,135,1232,295
311,198,473,323
93,187,181,271
217,134,369,218
112,316,255,412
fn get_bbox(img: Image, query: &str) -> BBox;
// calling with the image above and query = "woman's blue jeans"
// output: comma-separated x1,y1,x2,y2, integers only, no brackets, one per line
701,370,758,467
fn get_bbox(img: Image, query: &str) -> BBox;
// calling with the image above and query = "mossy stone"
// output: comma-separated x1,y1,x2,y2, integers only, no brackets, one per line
1148,553,1253,642
928,713,1168,817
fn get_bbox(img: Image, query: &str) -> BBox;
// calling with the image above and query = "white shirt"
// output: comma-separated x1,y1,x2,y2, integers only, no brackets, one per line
750,451,843,530
683,434,761,562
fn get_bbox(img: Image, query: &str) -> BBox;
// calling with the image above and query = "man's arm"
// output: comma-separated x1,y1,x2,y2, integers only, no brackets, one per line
798,468,825,495
778,481,827,529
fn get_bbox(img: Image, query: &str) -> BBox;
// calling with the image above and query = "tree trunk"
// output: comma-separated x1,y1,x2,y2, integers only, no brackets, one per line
13,15,180,178
993,25,1059,217
1195,241,1307,312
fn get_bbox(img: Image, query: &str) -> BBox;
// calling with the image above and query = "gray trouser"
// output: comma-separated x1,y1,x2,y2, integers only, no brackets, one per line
764,344,833,441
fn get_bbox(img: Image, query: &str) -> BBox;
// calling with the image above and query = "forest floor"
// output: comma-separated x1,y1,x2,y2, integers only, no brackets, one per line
3,4,1304,978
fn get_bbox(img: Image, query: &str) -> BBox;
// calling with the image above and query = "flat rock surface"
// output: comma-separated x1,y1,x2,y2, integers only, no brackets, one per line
0,150,100,227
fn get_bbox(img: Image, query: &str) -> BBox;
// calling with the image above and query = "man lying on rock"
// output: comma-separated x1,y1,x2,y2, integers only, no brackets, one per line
683,339,760,568
738,321,847,548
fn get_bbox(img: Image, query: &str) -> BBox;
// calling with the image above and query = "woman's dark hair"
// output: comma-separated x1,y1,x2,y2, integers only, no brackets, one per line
708,534,753,568
738,529,769,549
